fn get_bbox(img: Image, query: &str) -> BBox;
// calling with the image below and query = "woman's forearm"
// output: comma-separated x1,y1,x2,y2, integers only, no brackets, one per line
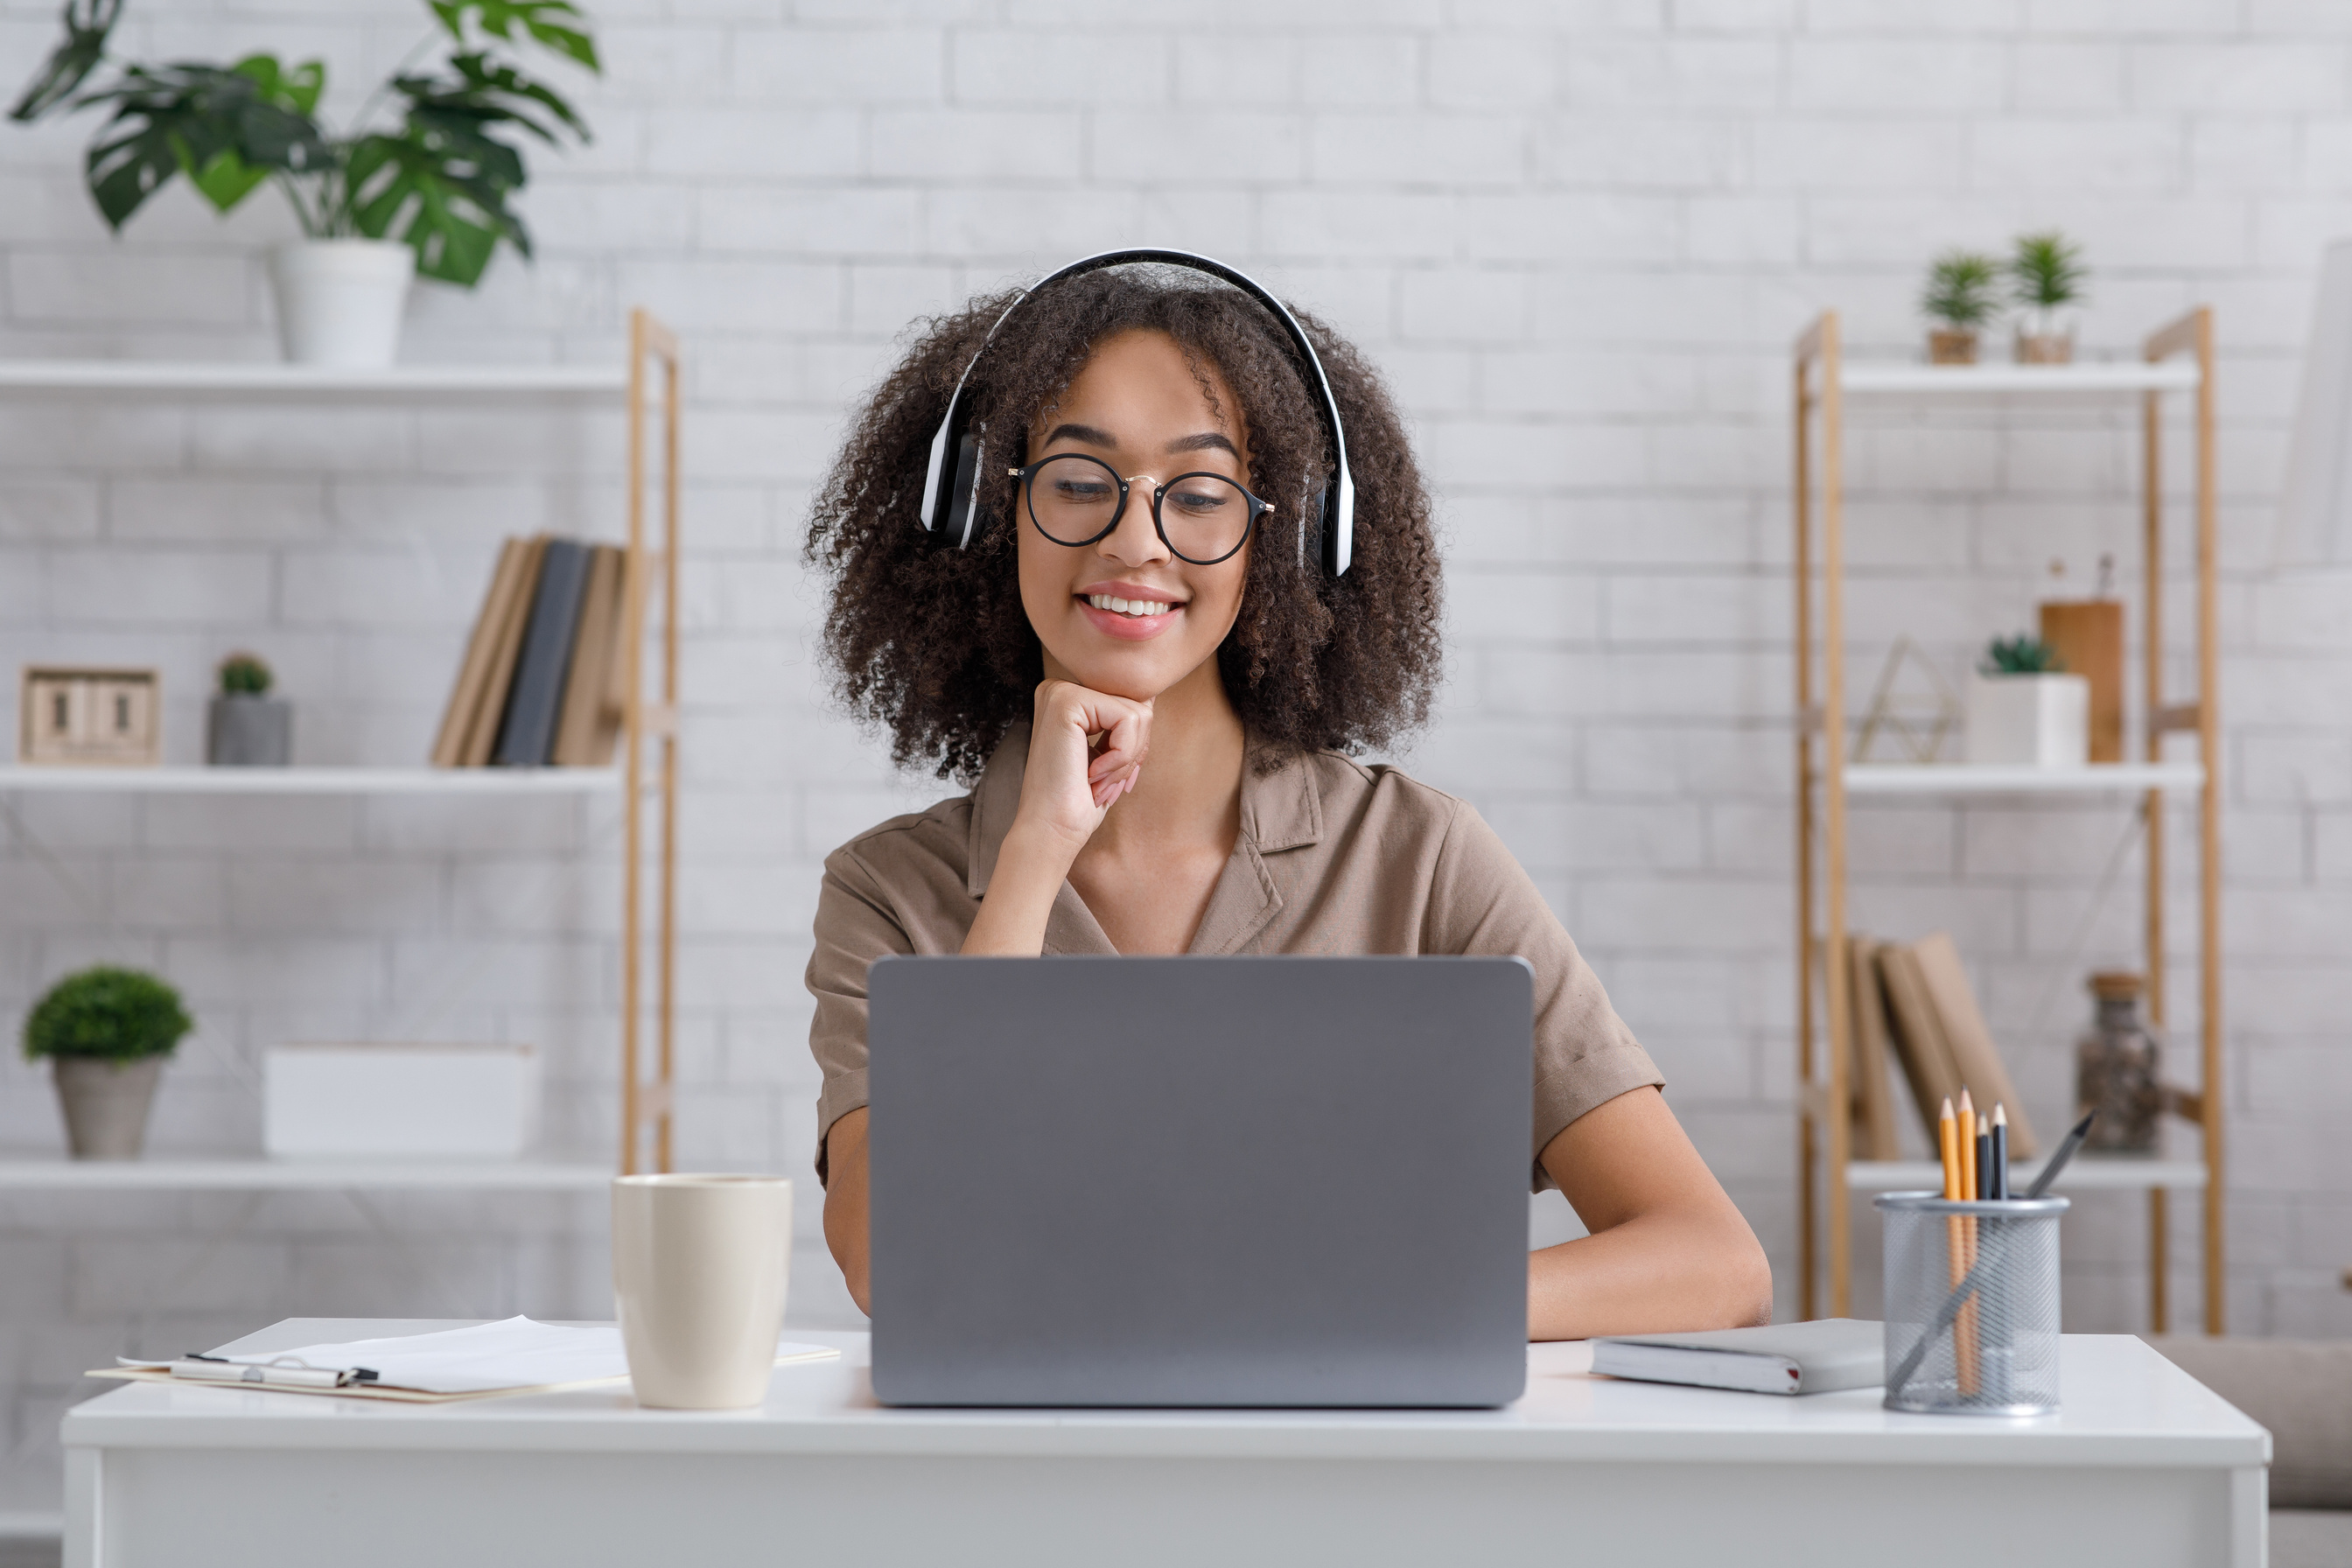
960,821,1080,956
1527,1206,1773,1340
822,1108,872,1315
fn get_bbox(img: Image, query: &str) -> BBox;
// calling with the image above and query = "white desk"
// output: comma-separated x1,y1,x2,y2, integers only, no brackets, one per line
63,1319,2270,1568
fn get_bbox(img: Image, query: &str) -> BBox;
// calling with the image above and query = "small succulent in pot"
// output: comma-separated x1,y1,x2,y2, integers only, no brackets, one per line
23,964,192,1159
1921,249,2001,365
1982,634,2066,675
218,651,272,696
207,649,290,766
2010,230,2087,364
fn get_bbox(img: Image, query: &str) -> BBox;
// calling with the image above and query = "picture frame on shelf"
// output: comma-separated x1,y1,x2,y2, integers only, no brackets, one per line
19,666,161,766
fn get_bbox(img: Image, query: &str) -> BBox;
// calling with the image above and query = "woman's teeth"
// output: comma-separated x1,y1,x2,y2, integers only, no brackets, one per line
1087,594,1172,618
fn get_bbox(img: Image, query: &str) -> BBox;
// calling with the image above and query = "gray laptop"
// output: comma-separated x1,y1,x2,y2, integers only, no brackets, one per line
865,956,1531,1409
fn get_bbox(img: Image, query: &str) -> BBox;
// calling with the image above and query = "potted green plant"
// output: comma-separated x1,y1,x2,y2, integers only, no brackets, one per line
207,650,290,766
23,965,192,1159
2011,230,2088,364
1920,249,2001,365
1966,634,2090,767
9,0,600,368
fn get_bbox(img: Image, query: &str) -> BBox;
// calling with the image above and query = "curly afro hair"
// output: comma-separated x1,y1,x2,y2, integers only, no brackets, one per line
805,263,1443,784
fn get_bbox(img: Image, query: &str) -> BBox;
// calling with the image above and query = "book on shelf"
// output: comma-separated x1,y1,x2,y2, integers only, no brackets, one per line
1909,932,2039,1158
550,544,626,767
430,536,630,768
494,538,593,766
1871,933,2040,1159
431,536,536,768
1845,934,1903,1161
1874,939,1964,1145
460,534,550,766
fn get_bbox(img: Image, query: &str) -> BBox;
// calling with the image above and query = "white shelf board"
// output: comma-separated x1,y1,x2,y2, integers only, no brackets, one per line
1842,761,2205,795
0,766,618,795
0,1156,612,1192
0,360,625,396
1846,1158,2208,1193
1838,361,2200,397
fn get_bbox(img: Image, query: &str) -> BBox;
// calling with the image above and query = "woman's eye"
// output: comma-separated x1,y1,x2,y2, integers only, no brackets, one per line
1054,481,1114,503
1171,490,1230,514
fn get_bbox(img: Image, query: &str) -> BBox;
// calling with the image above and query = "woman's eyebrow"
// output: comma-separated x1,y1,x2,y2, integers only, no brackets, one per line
1040,422,1118,448
1166,431,1238,456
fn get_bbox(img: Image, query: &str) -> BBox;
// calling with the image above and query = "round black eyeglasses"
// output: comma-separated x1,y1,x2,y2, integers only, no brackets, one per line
1009,453,1273,566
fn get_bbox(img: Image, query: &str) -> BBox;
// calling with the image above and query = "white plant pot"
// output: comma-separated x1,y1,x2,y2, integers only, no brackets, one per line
264,1043,540,1159
1966,672,2090,767
268,239,415,368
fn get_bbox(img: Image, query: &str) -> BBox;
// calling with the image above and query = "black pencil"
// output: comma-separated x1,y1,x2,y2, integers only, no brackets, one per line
1992,1104,2010,1200
1975,1119,1992,1200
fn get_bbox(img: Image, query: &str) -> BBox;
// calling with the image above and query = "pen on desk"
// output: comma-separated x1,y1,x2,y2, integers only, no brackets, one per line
1991,1105,2010,1200
2024,1110,2096,1200
165,1355,378,1390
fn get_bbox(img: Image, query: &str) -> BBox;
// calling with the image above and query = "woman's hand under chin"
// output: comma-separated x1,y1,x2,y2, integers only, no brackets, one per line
1018,678,1151,853
961,679,1150,957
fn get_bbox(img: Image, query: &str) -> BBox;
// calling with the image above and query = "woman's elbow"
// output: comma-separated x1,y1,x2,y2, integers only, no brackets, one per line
1712,1215,1775,1327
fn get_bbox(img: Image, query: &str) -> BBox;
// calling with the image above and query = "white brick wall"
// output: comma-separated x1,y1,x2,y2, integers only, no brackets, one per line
4,0,2352,1514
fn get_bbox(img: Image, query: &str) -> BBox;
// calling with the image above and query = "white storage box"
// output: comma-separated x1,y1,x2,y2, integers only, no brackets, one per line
1965,672,2090,767
264,1043,541,1159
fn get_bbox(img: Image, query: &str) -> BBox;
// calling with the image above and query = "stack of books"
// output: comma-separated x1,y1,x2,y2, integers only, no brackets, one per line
430,536,630,768
1844,932,2040,1161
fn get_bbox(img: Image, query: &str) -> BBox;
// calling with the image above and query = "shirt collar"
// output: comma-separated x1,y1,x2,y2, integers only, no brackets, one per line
964,721,1323,900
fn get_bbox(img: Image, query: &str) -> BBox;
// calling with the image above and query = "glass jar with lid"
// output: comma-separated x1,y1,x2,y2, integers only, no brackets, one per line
2076,971,2162,1154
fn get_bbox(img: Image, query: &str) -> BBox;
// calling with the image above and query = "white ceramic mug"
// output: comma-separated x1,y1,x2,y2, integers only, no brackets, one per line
612,1173,793,1410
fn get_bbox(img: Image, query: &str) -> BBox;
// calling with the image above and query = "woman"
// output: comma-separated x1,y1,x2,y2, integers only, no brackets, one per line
804,258,1771,1339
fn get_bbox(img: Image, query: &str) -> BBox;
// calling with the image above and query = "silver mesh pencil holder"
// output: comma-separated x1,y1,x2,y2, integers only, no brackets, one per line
1876,1192,2068,1416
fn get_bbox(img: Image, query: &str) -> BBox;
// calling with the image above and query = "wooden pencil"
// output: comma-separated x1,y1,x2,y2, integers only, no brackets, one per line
1956,1088,1978,1201
1953,1091,1981,1396
1938,1097,1959,1200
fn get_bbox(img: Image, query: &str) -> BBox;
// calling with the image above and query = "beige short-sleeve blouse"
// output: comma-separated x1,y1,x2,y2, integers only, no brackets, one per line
805,724,1663,1192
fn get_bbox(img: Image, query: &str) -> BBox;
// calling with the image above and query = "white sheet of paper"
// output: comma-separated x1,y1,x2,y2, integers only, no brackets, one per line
144,1316,836,1395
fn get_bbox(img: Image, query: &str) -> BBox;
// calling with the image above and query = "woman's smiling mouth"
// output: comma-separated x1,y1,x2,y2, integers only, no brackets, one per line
1074,582,1186,640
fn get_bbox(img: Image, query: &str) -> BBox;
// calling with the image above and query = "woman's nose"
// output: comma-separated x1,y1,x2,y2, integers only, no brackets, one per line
1098,486,1170,567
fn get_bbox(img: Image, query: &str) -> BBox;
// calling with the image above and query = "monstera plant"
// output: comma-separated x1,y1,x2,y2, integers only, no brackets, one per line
10,0,600,361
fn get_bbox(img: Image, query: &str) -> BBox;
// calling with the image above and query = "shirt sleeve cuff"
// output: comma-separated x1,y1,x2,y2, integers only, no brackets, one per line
815,1068,870,1187
1528,1056,1668,1193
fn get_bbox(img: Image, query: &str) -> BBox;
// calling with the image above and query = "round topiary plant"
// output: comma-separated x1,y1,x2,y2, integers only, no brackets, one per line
217,652,273,696
23,966,192,1063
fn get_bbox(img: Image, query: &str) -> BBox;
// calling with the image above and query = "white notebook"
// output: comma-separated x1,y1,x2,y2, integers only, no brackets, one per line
1590,1318,1883,1396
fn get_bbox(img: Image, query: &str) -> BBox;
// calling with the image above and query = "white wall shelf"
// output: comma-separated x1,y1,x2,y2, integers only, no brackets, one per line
1842,762,2206,795
0,360,626,396
1845,1158,2209,1194
0,1157,612,1193
0,766,618,795
1839,361,2201,397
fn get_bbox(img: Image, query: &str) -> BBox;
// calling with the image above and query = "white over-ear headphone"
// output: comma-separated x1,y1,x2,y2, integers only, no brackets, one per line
915,248,1358,575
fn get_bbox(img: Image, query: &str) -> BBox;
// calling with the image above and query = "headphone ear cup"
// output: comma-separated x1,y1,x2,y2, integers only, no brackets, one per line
945,428,986,549
1312,485,1340,578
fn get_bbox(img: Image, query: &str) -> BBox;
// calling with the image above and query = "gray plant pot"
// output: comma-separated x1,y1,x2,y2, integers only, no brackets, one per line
208,693,290,766
52,1056,164,1160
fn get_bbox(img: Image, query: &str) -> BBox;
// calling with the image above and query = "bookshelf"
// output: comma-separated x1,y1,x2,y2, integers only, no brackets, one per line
1791,310,2224,1334
0,310,682,1179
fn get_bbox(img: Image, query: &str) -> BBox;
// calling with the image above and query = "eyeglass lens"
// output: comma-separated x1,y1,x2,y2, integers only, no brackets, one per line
1025,453,1252,564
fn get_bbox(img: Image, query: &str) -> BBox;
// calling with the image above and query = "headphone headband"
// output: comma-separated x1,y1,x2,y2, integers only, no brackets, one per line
917,248,1356,575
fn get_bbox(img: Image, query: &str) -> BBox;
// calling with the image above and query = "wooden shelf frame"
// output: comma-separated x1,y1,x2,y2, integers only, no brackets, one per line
620,310,682,1178
1792,311,2224,1334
